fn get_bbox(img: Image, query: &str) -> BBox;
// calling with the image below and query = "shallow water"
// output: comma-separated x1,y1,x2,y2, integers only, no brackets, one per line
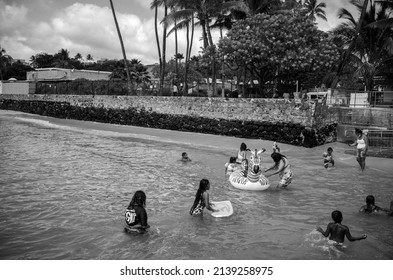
0,110,392,260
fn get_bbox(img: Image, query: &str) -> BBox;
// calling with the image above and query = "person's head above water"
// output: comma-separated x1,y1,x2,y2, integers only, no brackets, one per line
366,195,375,205
129,190,146,207
331,210,343,223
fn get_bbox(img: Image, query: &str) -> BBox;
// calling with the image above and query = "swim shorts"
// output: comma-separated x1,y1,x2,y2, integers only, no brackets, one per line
279,171,293,187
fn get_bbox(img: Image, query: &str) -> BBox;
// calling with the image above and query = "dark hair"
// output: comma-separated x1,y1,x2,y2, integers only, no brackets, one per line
355,128,362,135
366,195,375,205
190,179,210,215
331,210,343,223
128,190,146,208
271,152,285,163
229,156,237,163
327,147,333,152
182,152,187,157
240,142,247,151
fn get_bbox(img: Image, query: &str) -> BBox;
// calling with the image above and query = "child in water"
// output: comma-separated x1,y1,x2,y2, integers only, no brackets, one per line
359,195,392,214
236,142,250,164
224,156,237,175
323,147,335,168
125,190,150,232
189,179,216,216
181,152,192,162
265,143,292,188
316,210,367,243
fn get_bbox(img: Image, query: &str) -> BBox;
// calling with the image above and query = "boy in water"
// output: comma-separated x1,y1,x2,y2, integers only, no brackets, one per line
181,152,192,162
323,147,334,168
316,210,367,243
359,195,392,214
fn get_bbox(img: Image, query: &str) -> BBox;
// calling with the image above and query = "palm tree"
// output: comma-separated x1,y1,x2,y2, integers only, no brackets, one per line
109,0,133,94
303,0,327,22
0,45,13,81
331,0,393,90
75,53,83,60
86,54,94,61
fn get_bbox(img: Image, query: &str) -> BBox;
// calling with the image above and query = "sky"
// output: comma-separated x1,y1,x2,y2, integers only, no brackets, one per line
0,0,358,66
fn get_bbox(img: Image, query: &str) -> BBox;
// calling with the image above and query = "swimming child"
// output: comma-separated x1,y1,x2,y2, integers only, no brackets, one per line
316,210,367,243
181,152,192,162
125,190,150,232
264,145,293,188
236,142,250,164
323,147,335,168
189,179,216,216
348,128,368,171
359,195,392,214
224,156,237,175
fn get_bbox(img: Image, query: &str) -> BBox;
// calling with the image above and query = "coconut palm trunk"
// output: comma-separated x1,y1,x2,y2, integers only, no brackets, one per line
109,0,133,95
153,3,163,93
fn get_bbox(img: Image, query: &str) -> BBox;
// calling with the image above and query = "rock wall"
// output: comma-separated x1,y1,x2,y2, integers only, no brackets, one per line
0,94,338,147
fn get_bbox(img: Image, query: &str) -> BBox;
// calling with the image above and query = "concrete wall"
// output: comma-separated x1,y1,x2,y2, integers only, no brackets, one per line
0,94,318,126
0,82,34,95
27,68,111,81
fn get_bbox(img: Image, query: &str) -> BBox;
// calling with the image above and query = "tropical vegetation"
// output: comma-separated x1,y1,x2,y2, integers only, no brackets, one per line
3,0,393,96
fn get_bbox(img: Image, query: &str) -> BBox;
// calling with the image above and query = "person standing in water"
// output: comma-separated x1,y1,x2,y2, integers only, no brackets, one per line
125,190,150,233
264,143,293,188
316,210,367,244
349,128,368,171
190,179,216,216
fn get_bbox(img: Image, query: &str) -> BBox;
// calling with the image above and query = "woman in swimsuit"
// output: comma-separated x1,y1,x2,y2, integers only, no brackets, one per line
349,128,368,171
236,142,250,164
189,179,216,216
265,151,293,188
125,190,150,233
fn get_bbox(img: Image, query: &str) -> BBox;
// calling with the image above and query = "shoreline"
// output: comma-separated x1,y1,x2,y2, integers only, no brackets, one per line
1,109,392,174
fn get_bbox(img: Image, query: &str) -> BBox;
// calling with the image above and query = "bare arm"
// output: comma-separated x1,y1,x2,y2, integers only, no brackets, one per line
345,227,367,242
203,192,215,212
266,161,284,177
316,225,331,238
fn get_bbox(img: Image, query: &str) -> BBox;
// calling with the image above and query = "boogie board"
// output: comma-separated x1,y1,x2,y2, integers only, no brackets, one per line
210,201,233,218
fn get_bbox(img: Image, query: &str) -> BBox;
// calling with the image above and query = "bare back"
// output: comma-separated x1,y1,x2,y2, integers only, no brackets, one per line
327,222,349,243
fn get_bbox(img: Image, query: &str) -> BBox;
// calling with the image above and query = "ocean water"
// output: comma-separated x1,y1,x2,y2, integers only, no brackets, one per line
0,110,392,260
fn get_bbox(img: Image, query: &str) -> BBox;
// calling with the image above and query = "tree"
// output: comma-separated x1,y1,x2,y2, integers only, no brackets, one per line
86,54,93,61
75,53,83,60
218,13,340,96
331,0,393,90
2,61,33,80
0,45,13,81
109,0,133,94
30,53,55,69
303,0,327,22
53,48,71,68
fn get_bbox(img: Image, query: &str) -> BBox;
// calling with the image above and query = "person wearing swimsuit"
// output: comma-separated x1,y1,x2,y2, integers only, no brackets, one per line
349,128,368,171
125,190,150,233
265,151,293,188
236,142,250,164
316,210,367,243
190,179,216,216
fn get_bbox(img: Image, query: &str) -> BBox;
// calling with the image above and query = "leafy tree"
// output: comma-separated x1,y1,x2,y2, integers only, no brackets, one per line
0,45,13,81
30,53,55,68
2,61,33,80
218,13,340,96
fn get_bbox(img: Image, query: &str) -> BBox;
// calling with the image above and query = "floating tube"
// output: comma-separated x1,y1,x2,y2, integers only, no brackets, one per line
229,149,270,191
229,170,270,191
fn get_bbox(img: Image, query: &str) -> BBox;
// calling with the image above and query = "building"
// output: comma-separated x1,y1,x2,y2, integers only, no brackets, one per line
26,68,111,82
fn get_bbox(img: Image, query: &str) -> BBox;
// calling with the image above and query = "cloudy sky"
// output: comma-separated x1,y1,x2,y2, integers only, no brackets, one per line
1,0,357,65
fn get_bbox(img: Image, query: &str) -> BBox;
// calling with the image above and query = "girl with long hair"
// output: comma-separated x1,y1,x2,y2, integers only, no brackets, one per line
125,190,149,232
190,179,216,216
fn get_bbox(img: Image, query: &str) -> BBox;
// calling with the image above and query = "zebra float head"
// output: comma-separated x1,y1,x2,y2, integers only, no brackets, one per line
249,149,261,174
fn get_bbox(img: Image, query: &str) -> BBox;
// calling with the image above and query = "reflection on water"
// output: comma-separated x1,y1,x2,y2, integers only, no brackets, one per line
0,111,392,260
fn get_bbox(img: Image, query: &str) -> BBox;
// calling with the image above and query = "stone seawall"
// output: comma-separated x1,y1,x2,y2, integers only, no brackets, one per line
0,94,338,147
